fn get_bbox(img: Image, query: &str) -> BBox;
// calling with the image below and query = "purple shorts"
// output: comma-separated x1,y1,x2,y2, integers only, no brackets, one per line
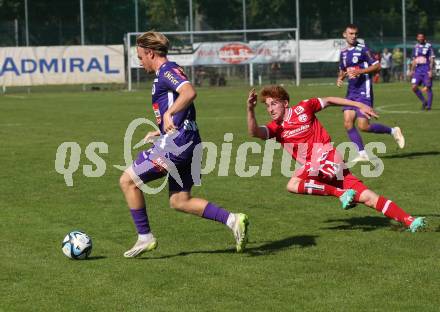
131,147,199,193
342,95,373,119
411,71,432,88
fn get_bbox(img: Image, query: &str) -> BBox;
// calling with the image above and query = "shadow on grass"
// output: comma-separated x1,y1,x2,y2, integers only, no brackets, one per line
323,216,391,232
418,214,440,232
325,215,440,233
140,235,318,260
246,235,318,257
86,256,107,260
381,151,440,159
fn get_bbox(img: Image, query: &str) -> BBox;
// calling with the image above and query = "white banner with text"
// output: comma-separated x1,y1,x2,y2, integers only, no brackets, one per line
0,45,125,87
130,39,345,68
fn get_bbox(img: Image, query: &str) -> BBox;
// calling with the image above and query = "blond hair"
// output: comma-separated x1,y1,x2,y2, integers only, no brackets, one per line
136,31,169,56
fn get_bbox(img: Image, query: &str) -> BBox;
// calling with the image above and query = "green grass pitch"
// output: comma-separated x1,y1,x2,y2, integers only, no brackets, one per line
1,81,440,311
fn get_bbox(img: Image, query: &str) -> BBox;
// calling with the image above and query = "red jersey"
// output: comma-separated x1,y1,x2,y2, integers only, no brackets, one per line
264,98,332,164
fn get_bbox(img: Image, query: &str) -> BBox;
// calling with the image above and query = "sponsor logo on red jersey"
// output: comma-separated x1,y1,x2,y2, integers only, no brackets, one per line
282,124,310,138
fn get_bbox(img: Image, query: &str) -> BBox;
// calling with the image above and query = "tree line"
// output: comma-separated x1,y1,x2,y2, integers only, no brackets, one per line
0,0,438,46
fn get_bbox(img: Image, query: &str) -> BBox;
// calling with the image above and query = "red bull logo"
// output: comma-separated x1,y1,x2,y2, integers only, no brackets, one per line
219,44,254,64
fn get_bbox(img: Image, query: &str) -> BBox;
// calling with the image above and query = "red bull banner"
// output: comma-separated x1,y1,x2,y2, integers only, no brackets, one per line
130,39,344,68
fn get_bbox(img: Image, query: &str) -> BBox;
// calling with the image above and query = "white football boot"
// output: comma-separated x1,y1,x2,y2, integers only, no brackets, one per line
350,152,370,163
392,127,405,149
230,213,249,253
124,233,158,258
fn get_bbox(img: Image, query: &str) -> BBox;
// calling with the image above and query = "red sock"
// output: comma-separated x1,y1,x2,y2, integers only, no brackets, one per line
297,179,345,197
375,196,414,227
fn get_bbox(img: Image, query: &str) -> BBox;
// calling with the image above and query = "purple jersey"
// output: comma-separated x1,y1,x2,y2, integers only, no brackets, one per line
339,42,378,102
412,42,435,73
151,61,201,162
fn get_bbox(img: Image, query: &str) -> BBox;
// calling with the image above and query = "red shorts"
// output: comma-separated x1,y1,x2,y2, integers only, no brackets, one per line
294,149,368,199
333,172,368,200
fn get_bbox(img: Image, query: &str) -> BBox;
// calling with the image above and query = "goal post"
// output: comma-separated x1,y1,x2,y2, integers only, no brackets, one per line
125,28,300,91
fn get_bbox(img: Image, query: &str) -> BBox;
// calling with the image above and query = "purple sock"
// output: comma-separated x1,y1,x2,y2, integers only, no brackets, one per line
347,127,365,151
130,207,151,234
427,89,433,108
414,89,426,104
368,123,392,134
202,203,230,225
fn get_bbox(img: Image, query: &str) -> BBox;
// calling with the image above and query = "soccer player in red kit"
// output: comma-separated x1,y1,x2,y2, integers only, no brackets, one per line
246,85,425,232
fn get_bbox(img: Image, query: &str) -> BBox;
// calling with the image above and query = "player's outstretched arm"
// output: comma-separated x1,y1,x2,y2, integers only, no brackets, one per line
321,97,379,119
247,88,267,140
163,83,197,133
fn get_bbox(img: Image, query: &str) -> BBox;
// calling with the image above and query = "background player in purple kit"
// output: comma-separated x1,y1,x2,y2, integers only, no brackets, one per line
119,31,249,258
337,24,405,162
410,33,435,110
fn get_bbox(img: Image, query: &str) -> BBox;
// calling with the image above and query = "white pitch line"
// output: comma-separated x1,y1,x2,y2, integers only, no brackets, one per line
2,95,28,99
376,103,439,114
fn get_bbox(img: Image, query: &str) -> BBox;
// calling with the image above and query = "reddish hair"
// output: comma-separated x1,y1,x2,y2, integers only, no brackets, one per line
259,85,290,103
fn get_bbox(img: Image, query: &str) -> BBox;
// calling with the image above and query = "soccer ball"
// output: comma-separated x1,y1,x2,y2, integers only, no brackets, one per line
62,231,92,260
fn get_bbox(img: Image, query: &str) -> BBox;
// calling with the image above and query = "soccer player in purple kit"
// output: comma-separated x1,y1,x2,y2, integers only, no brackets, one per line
119,31,249,258
337,24,405,162
410,33,435,110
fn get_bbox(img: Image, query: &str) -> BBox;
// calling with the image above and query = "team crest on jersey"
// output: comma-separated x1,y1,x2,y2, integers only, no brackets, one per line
298,113,308,122
294,106,305,115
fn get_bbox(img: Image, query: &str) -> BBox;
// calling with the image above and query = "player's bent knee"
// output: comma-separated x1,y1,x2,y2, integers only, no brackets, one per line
411,85,418,92
286,180,300,193
119,171,135,191
169,197,179,210
358,189,378,207
169,195,186,211
358,123,369,132
344,122,354,130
